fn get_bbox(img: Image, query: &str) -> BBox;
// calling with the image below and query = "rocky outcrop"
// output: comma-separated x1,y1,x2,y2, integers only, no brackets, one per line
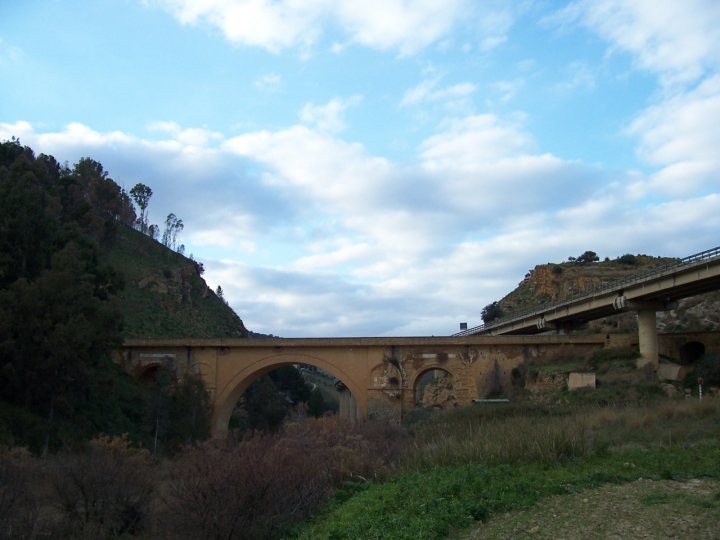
421,372,457,408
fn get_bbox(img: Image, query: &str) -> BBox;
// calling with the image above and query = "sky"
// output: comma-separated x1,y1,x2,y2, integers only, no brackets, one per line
2,0,720,337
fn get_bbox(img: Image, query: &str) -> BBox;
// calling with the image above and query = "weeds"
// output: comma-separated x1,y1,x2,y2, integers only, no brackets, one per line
46,435,155,539
0,447,38,540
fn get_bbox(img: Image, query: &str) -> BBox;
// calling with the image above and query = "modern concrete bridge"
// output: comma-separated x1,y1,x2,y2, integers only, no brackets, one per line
455,245,720,367
115,331,719,437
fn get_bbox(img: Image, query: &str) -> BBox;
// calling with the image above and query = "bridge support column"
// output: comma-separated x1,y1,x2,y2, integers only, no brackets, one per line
338,387,359,420
637,309,658,370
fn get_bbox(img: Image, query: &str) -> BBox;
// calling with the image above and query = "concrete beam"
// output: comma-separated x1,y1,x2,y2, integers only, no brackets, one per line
612,296,678,312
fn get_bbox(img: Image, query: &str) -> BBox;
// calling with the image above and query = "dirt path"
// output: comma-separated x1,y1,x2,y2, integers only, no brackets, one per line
463,478,720,539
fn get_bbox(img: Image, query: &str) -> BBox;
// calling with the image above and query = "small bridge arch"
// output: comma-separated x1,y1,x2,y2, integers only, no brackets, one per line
410,365,456,407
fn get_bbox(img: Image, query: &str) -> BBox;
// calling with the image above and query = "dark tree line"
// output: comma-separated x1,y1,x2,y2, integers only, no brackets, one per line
0,140,214,453
0,140,133,453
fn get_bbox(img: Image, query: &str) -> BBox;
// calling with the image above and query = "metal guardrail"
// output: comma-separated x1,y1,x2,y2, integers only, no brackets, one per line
454,245,720,337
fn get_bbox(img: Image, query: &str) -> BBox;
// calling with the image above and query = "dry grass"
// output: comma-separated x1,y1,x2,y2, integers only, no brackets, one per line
403,397,720,471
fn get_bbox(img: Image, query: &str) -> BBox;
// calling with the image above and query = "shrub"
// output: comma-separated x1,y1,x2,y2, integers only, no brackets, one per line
695,353,720,385
162,417,408,540
47,435,154,538
481,302,503,324
588,345,639,369
0,447,38,540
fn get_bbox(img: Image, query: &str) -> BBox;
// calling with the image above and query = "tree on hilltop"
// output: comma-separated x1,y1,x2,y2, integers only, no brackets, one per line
130,183,153,234
569,250,599,264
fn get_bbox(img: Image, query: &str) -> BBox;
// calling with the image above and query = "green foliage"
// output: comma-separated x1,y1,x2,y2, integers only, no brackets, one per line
294,445,720,540
270,366,312,404
695,352,720,385
481,301,503,324
141,367,212,453
129,182,153,234
569,250,600,264
106,227,248,339
307,389,325,418
588,345,639,369
0,140,220,453
617,253,637,265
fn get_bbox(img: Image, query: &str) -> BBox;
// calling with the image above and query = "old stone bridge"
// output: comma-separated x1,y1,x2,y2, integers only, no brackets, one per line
114,331,719,437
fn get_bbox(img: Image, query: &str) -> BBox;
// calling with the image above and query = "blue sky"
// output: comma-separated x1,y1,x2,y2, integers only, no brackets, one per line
2,0,720,337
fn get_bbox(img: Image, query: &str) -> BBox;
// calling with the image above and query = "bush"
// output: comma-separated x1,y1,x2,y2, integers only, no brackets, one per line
162,417,408,540
47,435,154,538
163,432,329,540
695,353,720,385
481,302,503,324
588,346,639,369
0,448,38,540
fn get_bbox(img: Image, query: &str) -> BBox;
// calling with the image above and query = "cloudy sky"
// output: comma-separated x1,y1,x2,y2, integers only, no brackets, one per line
2,0,719,337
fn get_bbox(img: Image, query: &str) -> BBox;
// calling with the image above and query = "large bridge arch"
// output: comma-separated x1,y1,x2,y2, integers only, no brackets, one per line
210,353,368,438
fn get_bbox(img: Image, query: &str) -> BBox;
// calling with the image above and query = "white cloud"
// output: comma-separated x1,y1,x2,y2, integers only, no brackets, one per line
149,0,515,55
3,118,717,337
491,79,524,103
147,121,223,147
552,0,720,85
623,74,720,198
554,61,595,92
299,96,362,133
419,114,534,168
254,73,282,91
0,37,22,64
400,77,476,108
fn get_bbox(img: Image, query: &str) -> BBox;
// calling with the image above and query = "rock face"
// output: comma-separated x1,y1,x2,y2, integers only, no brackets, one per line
421,372,457,408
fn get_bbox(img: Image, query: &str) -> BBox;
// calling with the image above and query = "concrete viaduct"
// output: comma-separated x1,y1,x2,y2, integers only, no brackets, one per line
455,245,720,368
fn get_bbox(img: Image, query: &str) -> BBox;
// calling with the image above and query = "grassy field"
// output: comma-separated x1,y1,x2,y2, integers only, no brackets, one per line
290,398,720,540
466,477,720,539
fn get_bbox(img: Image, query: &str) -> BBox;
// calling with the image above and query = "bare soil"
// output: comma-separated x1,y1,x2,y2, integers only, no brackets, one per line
463,478,720,539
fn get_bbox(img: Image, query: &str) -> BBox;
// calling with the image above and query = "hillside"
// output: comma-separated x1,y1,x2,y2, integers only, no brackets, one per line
104,226,248,339
493,253,720,334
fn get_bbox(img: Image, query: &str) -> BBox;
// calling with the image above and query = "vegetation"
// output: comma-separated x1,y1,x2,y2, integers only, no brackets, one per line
0,139,248,451
480,301,503,324
294,399,720,540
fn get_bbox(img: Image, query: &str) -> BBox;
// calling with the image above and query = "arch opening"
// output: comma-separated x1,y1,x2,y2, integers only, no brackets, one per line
212,354,366,438
227,364,342,433
680,341,705,364
137,364,161,385
413,367,455,409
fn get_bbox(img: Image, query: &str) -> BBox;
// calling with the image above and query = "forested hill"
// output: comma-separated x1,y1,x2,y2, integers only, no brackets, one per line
108,226,248,339
0,139,247,452
483,251,720,334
